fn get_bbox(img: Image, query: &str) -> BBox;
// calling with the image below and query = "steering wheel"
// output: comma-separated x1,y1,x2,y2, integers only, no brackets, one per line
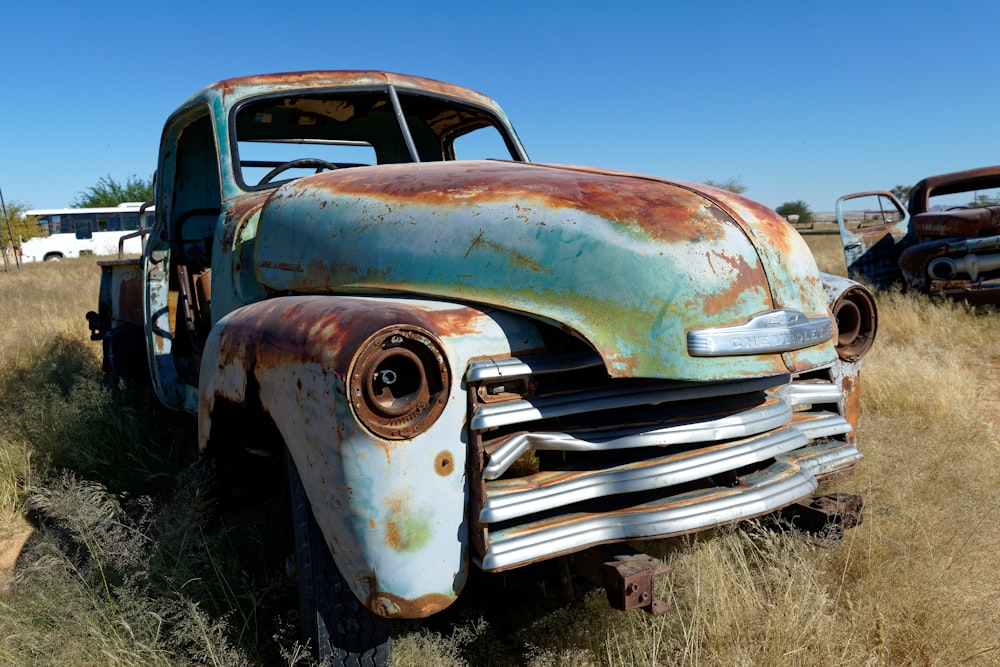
258,158,338,185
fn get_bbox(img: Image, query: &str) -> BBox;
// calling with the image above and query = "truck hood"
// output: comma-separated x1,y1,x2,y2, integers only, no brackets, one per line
252,160,834,380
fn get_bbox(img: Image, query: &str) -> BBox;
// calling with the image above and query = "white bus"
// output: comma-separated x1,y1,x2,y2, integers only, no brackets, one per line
19,202,154,262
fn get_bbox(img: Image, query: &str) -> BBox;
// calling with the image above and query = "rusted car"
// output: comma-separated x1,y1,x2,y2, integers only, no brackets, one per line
837,165,1000,303
87,71,877,665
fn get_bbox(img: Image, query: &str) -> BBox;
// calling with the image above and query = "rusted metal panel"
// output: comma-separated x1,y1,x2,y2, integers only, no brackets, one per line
571,544,671,614
837,167,1000,303
93,258,143,330
912,207,1000,238
199,295,548,617
908,165,1000,214
599,549,671,615
251,160,839,382
777,493,864,546
835,190,911,289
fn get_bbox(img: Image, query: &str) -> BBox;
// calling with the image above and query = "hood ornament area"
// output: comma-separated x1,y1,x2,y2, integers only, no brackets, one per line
687,309,833,357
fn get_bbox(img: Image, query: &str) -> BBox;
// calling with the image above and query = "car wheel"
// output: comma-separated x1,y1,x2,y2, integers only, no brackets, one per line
286,451,391,665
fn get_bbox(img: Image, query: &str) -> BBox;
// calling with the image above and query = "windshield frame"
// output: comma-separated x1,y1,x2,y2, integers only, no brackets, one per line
229,83,528,193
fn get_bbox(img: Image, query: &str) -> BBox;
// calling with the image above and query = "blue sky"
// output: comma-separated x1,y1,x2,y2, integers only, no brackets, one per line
1,1,996,213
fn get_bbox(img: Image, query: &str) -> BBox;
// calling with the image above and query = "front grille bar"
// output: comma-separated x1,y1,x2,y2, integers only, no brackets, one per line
483,397,792,480
480,413,852,523
469,353,859,572
480,459,822,571
470,374,788,431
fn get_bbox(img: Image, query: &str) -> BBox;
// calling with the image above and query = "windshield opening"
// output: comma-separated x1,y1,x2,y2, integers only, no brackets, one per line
233,88,520,190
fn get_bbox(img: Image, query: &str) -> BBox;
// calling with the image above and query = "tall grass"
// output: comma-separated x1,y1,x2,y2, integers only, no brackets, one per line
0,248,998,666
0,260,293,665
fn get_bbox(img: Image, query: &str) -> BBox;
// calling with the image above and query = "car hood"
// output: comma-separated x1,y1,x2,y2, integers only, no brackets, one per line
252,160,834,380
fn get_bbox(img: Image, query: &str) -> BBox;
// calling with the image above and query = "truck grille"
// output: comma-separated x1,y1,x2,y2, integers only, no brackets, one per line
466,353,858,571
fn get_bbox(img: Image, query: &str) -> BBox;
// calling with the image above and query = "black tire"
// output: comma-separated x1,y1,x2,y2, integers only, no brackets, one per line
104,323,150,385
286,452,391,665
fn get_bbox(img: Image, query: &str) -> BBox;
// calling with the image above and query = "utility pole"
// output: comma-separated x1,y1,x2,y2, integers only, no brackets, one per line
0,186,21,271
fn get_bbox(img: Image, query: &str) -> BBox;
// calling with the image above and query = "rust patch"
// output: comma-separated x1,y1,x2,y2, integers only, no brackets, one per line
842,374,861,445
417,307,488,338
221,192,270,248
435,450,455,476
304,161,731,245
114,275,144,326
913,208,1000,238
366,591,457,619
216,71,499,111
699,249,767,317
383,496,431,552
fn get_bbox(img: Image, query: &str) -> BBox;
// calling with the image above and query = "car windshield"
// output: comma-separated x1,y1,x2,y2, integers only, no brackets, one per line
233,88,519,189
927,184,1000,211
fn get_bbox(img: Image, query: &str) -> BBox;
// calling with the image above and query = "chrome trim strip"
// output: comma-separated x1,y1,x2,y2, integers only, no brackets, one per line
470,375,788,431
483,398,792,480
466,352,604,382
790,412,853,439
480,426,809,522
778,382,843,406
688,310,833,357
480,412,854,522
480,460,819,571
784,440,862,476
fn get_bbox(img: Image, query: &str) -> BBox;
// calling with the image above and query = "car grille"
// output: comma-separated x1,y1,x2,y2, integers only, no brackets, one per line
466,352,858,571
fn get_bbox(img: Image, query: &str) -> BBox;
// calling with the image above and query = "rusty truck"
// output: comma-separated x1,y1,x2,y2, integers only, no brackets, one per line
87,71,878,665
837,165,1000,303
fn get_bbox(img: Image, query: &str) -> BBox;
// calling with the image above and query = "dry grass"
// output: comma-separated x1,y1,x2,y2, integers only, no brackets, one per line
1,249,999,666
0,260,99,367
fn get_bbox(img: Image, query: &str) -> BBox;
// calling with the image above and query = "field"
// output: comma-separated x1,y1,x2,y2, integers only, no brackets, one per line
0,238,998,666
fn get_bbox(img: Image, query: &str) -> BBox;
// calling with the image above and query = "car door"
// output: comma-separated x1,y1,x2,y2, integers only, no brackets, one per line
836,191,911,288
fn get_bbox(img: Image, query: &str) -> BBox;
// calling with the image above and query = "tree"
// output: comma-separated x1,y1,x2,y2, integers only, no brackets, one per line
775,200,813,226
72,174,153,208
890,185,910,206
0,199,42,245
704,177,748,194
968,192,1000,208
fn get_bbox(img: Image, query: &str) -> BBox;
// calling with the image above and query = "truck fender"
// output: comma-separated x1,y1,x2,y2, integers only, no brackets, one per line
196,294,542,618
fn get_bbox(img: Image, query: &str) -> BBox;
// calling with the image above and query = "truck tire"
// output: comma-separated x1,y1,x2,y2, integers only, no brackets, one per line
286,452,391,666
103,324,149,385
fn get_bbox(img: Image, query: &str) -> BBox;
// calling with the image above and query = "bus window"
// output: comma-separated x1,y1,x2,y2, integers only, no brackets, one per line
122,213,140,230
74,215,96,240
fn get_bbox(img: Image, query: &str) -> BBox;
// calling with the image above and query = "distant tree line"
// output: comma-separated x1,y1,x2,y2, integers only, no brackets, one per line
72,174,153,208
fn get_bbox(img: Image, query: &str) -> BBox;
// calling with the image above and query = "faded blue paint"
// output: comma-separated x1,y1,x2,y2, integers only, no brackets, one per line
199,296,547,614
252,161,838,381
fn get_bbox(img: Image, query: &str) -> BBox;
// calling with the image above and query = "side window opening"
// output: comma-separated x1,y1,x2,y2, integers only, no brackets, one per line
168,111,223,381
